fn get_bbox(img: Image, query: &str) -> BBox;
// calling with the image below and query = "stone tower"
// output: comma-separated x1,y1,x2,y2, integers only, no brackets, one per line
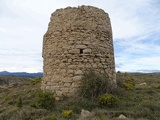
41,6,116,99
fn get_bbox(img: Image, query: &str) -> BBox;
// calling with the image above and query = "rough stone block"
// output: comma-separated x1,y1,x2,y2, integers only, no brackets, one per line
61,88,69,93
83,49,92,53
62,77,72,83
83,41,90,45
56,91,62,96
64,83,71,87
73,75,82,81
75,70,83,75
69,49,79,54
76,45,87,49
67,69,74,74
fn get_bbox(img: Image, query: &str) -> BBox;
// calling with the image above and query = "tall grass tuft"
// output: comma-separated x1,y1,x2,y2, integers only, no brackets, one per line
79,71,114,100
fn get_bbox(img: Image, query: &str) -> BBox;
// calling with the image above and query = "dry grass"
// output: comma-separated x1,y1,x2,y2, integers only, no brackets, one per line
0,73,160,120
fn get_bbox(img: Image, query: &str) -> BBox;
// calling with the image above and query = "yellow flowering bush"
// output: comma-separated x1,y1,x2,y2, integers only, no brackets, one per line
62,110,73,119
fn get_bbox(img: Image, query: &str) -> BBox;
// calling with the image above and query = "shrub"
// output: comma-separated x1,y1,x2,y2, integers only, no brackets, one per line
127,76,135,81
98,94,117,107
75,98,98,111
80,71,113,100
31,90,55,109
116,73,126,87
116,73,135,90
46,114,57,120
124,72,128,77
111,87,126,96
31,77,42,85
156,84,160,89
62,110,73,119
122,82,135,90
97,114,109,120
16,97,22,108
146,88,156,94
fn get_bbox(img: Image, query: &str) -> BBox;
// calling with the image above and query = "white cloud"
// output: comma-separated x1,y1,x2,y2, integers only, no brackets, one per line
0,48,42,72
115,56,160,72
113,0,160,72
0,28,6,32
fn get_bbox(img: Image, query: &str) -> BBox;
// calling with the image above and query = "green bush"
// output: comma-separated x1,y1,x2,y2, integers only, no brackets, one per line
46,114,57,120
31,77,42,85
62,110,73,119
16,97,22,108
116,73,135,86
156,84,160,89
98,94,117,107
111,87,126,96
146,88,156,94
116,73,135,90
122,82,135,90
127,76,135,81
31,90,55,109
80,71,113,100
97,114,109,120
116,73,126,87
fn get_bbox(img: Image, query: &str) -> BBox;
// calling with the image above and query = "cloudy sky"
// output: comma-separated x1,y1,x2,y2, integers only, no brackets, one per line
0,0,160,73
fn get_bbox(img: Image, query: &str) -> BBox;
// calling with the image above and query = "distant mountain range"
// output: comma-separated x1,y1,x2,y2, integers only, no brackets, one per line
0,71,43,78
0,70,159,78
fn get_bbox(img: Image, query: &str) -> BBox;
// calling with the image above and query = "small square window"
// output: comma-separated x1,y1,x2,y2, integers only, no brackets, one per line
80,49,83,54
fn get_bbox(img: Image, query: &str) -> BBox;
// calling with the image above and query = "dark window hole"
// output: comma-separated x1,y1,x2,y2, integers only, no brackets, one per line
80,49,83,54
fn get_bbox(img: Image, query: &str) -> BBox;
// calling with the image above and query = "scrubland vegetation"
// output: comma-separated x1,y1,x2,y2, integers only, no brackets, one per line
0,72,160,120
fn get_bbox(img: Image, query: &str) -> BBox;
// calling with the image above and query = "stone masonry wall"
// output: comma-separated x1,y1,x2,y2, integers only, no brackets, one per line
41,6,116,99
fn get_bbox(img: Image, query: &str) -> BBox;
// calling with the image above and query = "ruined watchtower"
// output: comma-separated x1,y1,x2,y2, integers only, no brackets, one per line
41,6,116,99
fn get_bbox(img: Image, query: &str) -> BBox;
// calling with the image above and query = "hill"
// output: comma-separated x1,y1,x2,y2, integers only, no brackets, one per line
0,76,32,88
0,71,43,78
0,73,160,120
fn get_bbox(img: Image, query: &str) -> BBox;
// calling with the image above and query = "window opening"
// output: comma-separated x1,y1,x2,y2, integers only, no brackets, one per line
80,49,83,54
